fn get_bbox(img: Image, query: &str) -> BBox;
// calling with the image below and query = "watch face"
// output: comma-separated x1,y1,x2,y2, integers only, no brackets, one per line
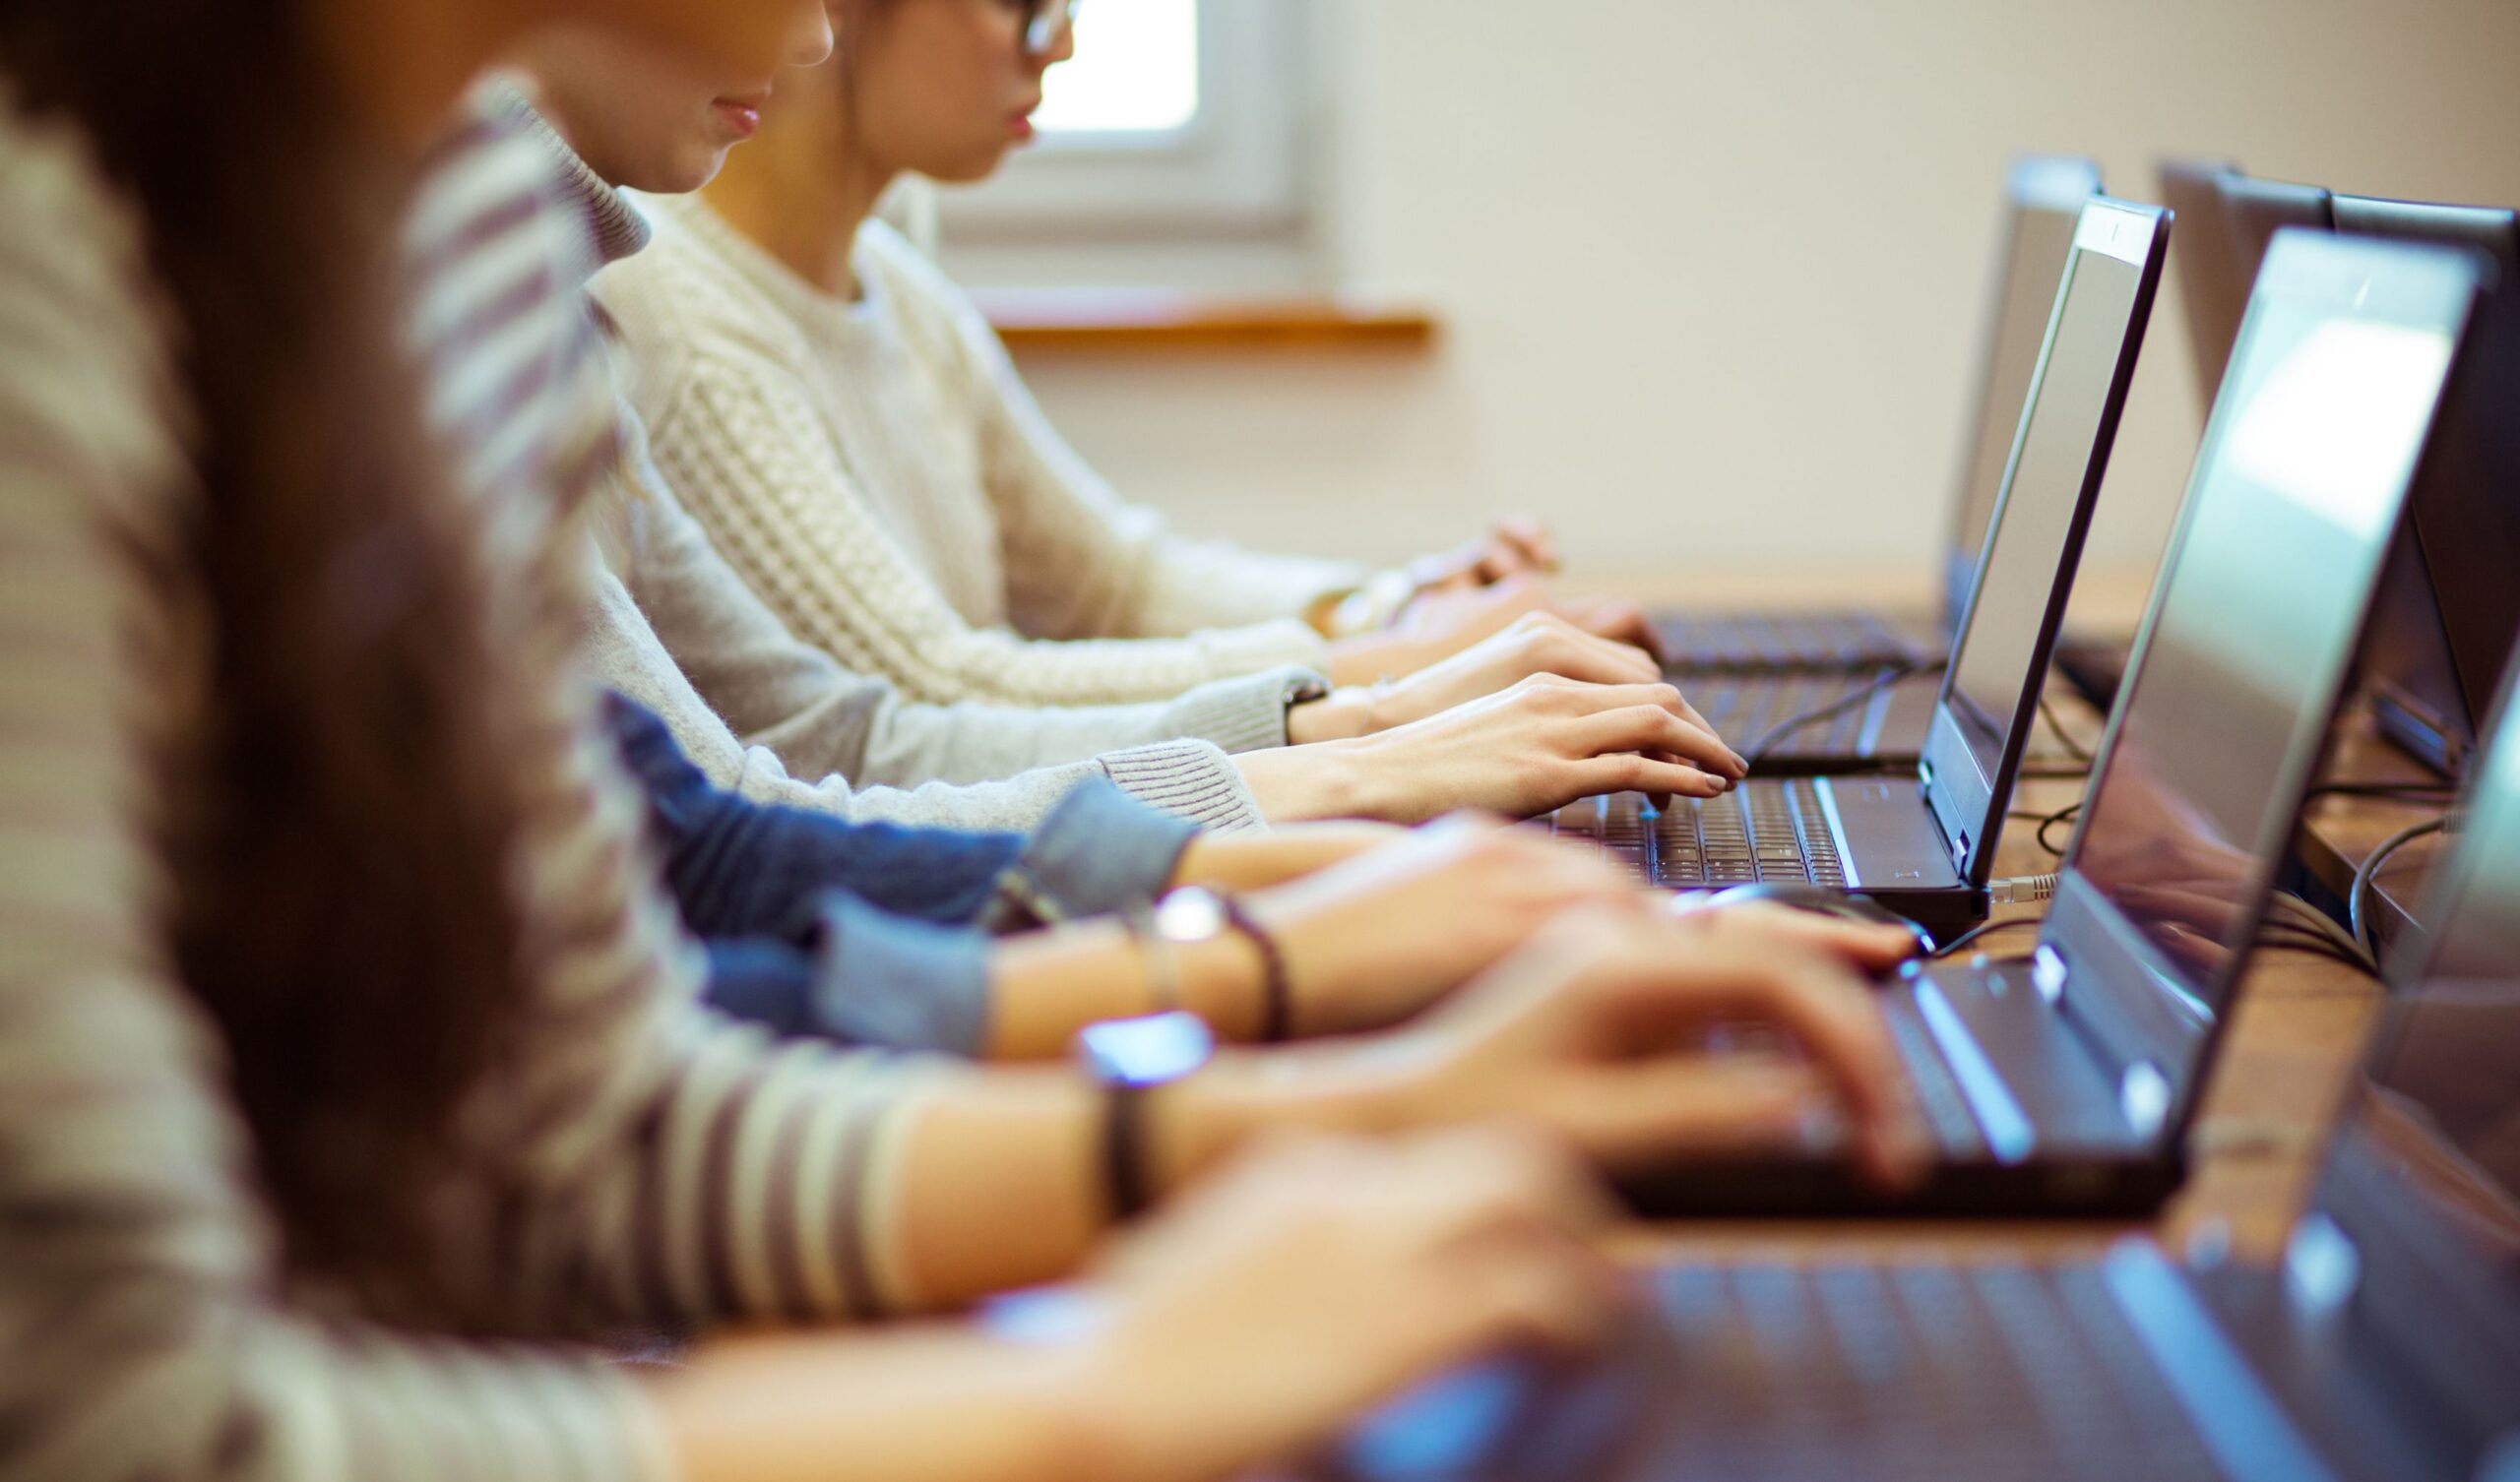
1081,1012,1217,1087
1154,888,1229,945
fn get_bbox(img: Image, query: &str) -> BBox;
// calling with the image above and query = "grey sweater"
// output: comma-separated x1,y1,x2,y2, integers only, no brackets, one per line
530,107,1303,833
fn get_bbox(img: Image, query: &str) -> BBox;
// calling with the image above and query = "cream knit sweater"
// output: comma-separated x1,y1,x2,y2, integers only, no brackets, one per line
593,194,1372,709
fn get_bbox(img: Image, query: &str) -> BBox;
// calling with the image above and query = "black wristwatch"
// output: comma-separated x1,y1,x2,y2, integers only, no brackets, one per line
1076,1012,1216,1221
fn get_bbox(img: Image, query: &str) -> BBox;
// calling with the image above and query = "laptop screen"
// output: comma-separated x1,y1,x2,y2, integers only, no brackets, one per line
2067,238,2464,1019
2361,712,2520,1248
1941,159,2102,625
1926,204,2159,870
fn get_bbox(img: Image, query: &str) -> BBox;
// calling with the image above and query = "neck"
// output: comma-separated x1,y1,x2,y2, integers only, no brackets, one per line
703,86,895,297
314,0,513,152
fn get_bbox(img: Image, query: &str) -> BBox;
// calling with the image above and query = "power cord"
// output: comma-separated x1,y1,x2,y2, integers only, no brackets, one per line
1931,916,2043,959
2350,815,2452,960
1741,660,1948,767
2037,691,2097,765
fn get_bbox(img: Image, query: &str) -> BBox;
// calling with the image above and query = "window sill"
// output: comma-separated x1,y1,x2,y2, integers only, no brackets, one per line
975,288,1439,354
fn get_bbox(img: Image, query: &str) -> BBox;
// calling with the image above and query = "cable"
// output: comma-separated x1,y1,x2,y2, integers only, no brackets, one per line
2349,815,2451,960
2037,691,2097,765
1741,660,1947,767
2034,801,2085,857
1931,916,2043,959
2258,891,2375,970
1989,873,2058,906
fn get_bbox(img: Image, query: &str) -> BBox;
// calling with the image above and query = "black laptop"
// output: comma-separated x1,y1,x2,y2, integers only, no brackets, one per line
2336,196,2520,775
1552,198,2167,948
1623,231,2482,1219
1334,642,2520,1482
1663,156,2101,771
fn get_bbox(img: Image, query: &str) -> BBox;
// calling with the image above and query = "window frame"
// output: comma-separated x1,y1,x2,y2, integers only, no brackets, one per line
932,0,1315,243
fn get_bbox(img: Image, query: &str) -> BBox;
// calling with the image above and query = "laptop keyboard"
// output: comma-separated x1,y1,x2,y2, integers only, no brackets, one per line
1684,670,1899,761
1643,1261,2226,1481
1541,784,1846,890
1655,610,1922,672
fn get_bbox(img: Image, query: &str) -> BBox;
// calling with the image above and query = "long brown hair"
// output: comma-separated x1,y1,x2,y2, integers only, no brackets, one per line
0,3,541,1314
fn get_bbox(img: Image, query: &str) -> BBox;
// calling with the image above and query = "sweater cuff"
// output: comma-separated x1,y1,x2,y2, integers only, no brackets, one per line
1164,664,1328,756
807,895,995,1054
1190,617,1336,679
987,778,1200,928
1096,739,1268,834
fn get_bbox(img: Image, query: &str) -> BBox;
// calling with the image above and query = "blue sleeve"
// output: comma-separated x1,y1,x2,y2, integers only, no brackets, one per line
609,690,1204,941
701,900,995,1055
606,691,1027,935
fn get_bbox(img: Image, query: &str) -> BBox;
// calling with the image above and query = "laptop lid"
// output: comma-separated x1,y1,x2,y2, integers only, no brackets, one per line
2029,233,2481,1137
1938,155,2106,631
1920,199,2168,889
2272,662,2520,1478
2341,198,2520,776
2159,158,2246,415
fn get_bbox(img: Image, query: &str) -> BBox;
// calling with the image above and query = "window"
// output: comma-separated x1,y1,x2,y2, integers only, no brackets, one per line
933,0,1316,246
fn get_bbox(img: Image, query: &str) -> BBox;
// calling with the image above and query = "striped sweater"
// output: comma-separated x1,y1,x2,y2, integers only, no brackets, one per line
0,76,947,1482
596,194,1369,709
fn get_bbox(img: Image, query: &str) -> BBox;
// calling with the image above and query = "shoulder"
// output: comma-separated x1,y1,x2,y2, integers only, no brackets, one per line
0,81,192,533
851,217,1012,383
595,197,811,420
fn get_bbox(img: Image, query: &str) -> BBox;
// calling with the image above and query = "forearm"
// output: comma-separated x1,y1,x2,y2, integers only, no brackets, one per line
1166,824,1406,895
884,1050,1386,1309
650,1327,1124,1482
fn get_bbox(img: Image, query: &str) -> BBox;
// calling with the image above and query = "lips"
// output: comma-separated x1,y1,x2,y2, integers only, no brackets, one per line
714,91,771,140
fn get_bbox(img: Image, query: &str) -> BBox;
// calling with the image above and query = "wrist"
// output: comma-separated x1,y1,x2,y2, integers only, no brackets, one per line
1146,1043,1414,1197
1232,745,1380,824
1286,688,1375,745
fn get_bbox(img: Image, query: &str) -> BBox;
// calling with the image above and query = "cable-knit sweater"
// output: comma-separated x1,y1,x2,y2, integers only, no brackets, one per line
593,193,1372,708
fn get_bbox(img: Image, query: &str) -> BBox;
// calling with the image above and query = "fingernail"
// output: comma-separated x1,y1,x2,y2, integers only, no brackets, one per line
1730,751,1751,776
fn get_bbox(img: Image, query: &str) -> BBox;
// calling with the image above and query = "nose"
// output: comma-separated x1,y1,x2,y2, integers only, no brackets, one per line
786,0,837,68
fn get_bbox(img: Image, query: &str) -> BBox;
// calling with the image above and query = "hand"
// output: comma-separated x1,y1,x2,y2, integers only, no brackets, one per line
1241,674,1750,826
1077,1128,1620,1482
1191,910,1930,1191
1327,576,1666,685
1669,898,1926,976
1247,816,1657,1036
1408,516,1563,591
1292,612,1682,741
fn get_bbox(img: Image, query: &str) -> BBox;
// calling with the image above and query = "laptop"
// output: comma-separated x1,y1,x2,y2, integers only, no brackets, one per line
1334,633,2520,1482
1662,156,2101,771
1552,198,2167,949
2335,196,2520,775
1622,231,2481,1219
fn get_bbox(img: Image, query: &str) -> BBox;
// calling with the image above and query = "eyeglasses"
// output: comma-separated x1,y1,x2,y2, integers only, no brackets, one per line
1021,0,1083,58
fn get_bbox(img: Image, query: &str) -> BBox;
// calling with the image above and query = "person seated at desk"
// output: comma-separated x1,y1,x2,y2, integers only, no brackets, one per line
497,30,1741,833
591,0,1660,716
0,7,1929,1482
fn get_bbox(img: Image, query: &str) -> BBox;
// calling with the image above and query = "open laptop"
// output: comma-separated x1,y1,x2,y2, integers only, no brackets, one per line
1621,231,2481,1219
1551,198,2167,949
1333,627,2520,1482
2335,196,2520,775
1662,157,2101,770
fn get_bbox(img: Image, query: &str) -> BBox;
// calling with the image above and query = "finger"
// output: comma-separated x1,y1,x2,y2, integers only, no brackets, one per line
1558,597,1665,664
1398,1123,1620,1243
1579,937,1926,1189
1705,902,1925,970
1564,703,1746,782
1539,1058,1846,1173
1433,1225,1622,1358
1492,516,1561,572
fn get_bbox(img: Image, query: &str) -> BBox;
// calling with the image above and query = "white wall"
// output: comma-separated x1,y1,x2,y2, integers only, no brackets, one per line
964,0,2520,603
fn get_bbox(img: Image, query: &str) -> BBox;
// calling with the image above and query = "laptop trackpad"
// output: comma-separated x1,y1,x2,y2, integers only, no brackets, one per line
1919,960,2137,1151
1822,777,1965,891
